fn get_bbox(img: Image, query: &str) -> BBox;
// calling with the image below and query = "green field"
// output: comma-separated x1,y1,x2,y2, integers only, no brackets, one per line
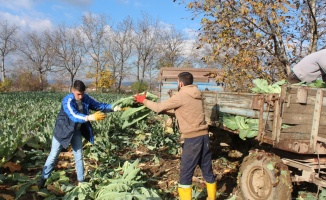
1,92,321,200
0,92,180,199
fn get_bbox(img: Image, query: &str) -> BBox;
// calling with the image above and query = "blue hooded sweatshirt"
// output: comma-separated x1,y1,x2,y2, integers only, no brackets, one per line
53,93,112,149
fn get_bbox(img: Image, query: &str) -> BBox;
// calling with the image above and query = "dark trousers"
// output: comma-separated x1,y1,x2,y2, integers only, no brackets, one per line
179,134,216,185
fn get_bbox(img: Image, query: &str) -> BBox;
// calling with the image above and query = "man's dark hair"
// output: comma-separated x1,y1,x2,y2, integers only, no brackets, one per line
73,80,86,92
178,72,193,86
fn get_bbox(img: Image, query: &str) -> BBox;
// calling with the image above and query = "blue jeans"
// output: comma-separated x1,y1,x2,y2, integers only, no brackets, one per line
41,130,84,182
179,134,216,185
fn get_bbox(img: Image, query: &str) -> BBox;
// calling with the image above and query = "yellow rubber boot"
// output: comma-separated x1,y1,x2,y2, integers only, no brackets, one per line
206,182,217,200
178,187,192,200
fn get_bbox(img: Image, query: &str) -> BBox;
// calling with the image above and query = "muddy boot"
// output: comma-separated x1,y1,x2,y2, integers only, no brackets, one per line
178,186,192,200
206,182,217,200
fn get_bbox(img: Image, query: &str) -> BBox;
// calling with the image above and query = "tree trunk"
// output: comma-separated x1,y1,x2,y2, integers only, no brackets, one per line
117,63,123,93
118,76,122,93
1,57,5,82
141,58,146,80
149,66,152,90
308,0,318,53
95,62,99,92
112,67,116,89
70,76,74,92
38,72,44,91
136,57,140,81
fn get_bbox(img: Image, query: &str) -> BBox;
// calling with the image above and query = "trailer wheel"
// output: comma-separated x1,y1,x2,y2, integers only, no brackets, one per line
238,150,292,200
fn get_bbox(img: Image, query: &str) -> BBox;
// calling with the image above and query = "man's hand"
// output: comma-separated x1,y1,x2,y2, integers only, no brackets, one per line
134,93,147,104
87,111,106,121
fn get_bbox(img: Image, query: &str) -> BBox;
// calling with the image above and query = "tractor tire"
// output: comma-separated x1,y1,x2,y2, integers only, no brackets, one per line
238,150,292,200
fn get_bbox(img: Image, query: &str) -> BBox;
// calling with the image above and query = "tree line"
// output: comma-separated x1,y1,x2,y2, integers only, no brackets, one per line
0,12,206,92
1,1,326,92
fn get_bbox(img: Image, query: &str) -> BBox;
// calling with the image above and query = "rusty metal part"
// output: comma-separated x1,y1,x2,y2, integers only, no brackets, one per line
252,94,280,143
251,95,264,110
273,140,326,154
265,94,279,108
251,94,279,111
293,157,326,165
282,158,326,188
254,95,265,142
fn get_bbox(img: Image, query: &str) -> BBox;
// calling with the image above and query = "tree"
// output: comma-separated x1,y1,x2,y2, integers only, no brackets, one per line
130,80,148,93
0,21,18,82
52,24,87,90
178,0,326,91
94,70,115,91
18,30,55,91
108,16,133,93
81,13,112,91
133,13,159,82
10,59,44,91
300,0,326,53
157,25,186,68
307,0,317,53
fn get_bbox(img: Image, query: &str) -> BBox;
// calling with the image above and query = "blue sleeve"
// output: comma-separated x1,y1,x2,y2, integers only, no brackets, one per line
87,94,113,113
62,94,87,123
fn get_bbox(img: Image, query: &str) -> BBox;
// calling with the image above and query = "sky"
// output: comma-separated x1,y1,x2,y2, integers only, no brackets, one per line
0,0,201,37
0,0,204,82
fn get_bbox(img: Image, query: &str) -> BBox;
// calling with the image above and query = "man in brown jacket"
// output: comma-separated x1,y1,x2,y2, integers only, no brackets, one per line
134,72,216,200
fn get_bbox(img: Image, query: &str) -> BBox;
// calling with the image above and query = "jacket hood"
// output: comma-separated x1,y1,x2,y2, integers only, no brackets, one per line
180,84,202,99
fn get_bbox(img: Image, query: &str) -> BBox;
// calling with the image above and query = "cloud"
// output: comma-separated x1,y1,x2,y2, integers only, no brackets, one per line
0,1,54,31
57,0,93,7
0,11,53,32
28,18,53,31
159,22,199,40
159,22,173,32
183,27,199,39
0,0,35,10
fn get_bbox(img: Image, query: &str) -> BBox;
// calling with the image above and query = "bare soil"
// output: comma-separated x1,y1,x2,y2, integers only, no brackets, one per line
0,131,320,200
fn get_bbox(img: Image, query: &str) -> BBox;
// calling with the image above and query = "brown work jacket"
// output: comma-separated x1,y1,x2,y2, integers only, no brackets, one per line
144,84,208,138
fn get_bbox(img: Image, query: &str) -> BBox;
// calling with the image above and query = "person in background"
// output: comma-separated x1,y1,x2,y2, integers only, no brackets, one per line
38,80,120,188
287,49,326,84
134,72,217,200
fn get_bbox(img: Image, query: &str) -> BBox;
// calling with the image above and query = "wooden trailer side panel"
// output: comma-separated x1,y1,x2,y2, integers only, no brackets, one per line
273,86,326,154
216,92,274,120
159,67,326,155
202,91,219,126
207,85,326,155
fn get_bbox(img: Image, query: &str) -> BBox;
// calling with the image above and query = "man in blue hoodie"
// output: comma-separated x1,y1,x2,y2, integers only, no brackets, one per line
38,80,117,188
